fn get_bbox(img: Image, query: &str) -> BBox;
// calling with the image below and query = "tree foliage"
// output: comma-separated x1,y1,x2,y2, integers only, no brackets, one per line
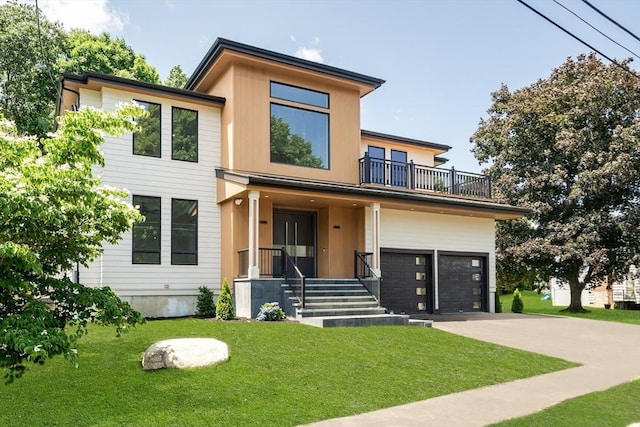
163,65,188,88
0,1,66,137
0,104,146,382
0,2,159,138
472,54,640,312
62,30,159,83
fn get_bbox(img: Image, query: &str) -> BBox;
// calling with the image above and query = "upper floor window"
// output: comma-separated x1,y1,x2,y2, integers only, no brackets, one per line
132,195,161,264
133,101,161,157
172,107,198,162
270,82,329,108
171,198,198,265
270,82,329,170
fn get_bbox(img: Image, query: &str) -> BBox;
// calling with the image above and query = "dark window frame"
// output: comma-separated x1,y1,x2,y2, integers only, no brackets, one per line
270,81,329,109
171,106,199,163
133,100,162,158
270,102,330,170
171,198,198,265
132,195,161,264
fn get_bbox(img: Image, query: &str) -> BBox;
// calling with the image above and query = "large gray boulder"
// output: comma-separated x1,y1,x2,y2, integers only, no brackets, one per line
142,338,229,370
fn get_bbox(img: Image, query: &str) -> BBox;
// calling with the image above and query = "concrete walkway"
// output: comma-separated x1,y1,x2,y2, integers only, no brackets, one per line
302,314,640,427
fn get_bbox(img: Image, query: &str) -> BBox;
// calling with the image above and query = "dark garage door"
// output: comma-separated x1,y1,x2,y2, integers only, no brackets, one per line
438,254,486,313
380,252,432,314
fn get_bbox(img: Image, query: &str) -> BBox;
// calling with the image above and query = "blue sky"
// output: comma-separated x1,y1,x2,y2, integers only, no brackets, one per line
35,0,639,173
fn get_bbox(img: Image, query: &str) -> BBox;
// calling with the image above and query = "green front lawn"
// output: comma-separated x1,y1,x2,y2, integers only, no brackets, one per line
499,290,640,325
0,319,576,426
493,379,640,427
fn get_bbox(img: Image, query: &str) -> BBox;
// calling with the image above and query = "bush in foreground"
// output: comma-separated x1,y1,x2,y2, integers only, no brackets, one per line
256,302,286,321
216,279,235,320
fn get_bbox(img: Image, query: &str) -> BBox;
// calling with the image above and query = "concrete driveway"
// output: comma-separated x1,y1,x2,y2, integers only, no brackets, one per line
302,314,640,427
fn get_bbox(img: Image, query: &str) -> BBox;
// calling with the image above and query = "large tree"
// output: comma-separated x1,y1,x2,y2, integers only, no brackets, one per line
62,30,159,83
0,1,66,137
0,104,146,383
0,2,159,138
472,54,640,312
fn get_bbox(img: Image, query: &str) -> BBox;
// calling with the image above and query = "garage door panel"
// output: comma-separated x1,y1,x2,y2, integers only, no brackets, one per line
381,252,431,314
438,255,486,313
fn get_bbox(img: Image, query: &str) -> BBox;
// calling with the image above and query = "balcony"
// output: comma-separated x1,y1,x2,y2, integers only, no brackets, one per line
359,155,491,199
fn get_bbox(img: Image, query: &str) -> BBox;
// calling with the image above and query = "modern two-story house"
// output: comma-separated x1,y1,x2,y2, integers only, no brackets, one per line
58,38,527,320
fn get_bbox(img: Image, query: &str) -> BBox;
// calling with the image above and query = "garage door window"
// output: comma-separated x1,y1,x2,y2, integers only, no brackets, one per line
472,273,482,281
416,256,426,265
471,259,481,267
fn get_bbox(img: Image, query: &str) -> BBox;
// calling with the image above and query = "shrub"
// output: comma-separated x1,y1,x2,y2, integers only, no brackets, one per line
195,286,216,318
256,302,286,321
216,278,235,320
495,291,502,313
511,289,524,313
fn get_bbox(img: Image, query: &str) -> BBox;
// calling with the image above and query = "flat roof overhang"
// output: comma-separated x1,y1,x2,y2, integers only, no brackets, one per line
216,169,530,220
58,72,226,115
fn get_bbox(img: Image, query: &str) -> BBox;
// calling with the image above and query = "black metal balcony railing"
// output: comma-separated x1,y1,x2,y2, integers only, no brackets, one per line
359,154,492,199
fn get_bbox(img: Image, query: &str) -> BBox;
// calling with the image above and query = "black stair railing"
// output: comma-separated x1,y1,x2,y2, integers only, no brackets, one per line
237,247,284,278
354,251,381,304
282,249,306,308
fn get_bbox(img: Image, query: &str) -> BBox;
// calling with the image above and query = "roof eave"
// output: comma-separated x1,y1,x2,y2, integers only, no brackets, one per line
186,38,385,93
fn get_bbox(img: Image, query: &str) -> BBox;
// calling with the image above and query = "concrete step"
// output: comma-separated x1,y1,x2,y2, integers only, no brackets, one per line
298,307,387,317
300,314,410,328
303,295,377,304
301,301,379,310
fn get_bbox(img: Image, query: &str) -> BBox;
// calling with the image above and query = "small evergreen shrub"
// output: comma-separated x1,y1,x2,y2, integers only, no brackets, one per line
216,278,235,320
511,289,524,313
195,286,216,318
495,291,502,313
256,302,286,321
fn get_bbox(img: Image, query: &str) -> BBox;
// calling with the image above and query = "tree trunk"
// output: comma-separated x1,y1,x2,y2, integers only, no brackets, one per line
562,274,588,313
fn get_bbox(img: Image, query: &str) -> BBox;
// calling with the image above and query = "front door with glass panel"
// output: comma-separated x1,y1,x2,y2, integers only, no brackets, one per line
273,210,316,278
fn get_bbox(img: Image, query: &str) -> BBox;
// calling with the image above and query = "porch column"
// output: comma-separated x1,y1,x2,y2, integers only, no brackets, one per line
371,202,381,275
248,190,260,279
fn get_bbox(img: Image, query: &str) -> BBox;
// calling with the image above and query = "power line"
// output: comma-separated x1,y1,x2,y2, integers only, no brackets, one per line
34,0,58,87
515,0,640,80
553,0,640,60
581,0,640,43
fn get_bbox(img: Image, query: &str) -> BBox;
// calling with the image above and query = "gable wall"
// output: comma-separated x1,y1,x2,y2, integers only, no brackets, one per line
207,61,362,184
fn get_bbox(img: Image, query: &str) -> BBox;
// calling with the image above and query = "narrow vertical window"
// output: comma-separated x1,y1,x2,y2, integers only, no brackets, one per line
133,101,161,157
172,107,198,162
132,195,161,264
172,198,198,265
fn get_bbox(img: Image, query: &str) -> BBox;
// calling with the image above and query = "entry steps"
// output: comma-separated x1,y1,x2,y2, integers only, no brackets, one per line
290,279,409,328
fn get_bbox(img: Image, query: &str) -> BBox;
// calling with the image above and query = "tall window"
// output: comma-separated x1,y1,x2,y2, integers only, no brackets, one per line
132,195,161,264
133,101,161,157
171,198,198,265
270,82,329,169
172,107,198,162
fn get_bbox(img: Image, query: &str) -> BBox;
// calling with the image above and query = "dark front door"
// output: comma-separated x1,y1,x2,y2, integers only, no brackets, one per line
438,255,486,312
273,210,316,278
380,252,432,314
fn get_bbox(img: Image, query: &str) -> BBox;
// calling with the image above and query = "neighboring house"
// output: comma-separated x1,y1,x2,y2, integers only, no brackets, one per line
58,38,527,319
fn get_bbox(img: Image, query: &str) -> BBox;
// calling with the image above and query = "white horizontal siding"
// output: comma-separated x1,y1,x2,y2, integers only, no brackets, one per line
78,87,222,299
366,208,497,305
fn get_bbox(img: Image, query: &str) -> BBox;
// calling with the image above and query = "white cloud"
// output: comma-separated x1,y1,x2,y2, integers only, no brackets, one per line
294,47,323,63
36,0,128,33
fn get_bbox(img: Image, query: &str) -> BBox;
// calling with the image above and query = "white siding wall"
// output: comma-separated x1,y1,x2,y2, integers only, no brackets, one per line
77,87,222,316
366,208,497,311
